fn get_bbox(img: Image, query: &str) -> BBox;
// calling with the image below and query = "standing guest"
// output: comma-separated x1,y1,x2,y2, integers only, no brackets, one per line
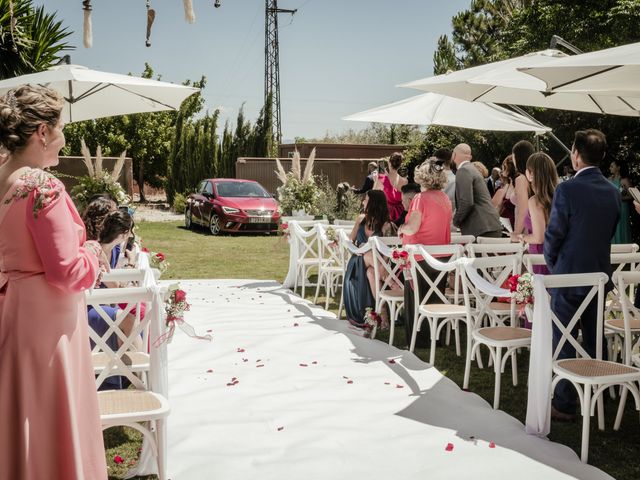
511,152,558,275
544,129,620,421
491,154,517,229
398,159,452,348
0,86,108,479
487,167,501,197
352,161,378,194
374,152,407,223
451,143,502,238
394,182,421,228
609,159,633,244
512,140,536,235
435,148,456,208
343,190,395,326
473,161,489,179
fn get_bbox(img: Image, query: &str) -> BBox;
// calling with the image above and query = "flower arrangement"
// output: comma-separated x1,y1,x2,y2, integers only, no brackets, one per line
326,226,338,248
363,307,389,339
506,273,534,305
278,222,290,239
143,248,169,273
391,248,410,271
165,283,190,324
274,148,320,216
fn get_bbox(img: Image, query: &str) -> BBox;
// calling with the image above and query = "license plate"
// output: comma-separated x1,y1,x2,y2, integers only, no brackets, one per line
249,217,271,223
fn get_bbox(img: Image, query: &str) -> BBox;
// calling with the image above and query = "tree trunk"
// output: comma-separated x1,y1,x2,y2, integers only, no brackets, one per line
137,160,146,203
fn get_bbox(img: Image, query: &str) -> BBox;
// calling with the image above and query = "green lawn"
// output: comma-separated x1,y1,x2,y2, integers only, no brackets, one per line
107,221,639,480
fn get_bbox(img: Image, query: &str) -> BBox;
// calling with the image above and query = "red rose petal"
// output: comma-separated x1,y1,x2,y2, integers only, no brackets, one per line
347,380,353,384
342,376,349,379
256,359,262,362
231,377,237,381
445,443,454,452
206,369,213,373
396,384,404,389
114,455,124,464
299,363,308,367
256,364,265,368
277,427,284,431
237,348,245,353
489,442,496,448
293,323,299,327
388,359,396,364
312,361,318,365
384,382,390,385
206,329,213,333
242,358,248,363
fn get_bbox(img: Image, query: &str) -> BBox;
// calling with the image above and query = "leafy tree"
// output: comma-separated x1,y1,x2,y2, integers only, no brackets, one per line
433,35,459,74
0,0,72,79
296,123,422,145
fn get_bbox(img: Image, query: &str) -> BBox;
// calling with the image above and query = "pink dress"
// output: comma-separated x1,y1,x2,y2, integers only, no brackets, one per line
379,174,404,222
0,169,108,479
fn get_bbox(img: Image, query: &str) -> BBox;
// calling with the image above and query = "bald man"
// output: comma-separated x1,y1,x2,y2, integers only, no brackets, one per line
451,143,502,238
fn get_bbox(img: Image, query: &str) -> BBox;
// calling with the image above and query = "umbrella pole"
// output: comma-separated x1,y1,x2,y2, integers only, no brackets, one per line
509,104,571,156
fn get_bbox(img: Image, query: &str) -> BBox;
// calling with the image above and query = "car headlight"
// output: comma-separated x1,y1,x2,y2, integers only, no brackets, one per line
222,206,240,214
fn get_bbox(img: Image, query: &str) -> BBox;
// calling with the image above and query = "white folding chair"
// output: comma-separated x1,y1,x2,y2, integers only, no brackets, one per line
314,224,350,309
611,243,639,254
461,256,529,409
523,253,547,274
86,286,170,480
466,242,526,258
408,244,466,360
370,236,404,343
451,234,475,245
334,219,356,227
475,236,512,244
537,273,640,463
290,220,329,297
606,253,640,319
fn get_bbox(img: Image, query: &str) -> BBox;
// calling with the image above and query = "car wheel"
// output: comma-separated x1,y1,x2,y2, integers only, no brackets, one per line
209,213,221,235
185,207,193,229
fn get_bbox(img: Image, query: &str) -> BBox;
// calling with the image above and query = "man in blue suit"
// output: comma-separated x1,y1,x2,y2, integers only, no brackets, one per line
544,129,620,420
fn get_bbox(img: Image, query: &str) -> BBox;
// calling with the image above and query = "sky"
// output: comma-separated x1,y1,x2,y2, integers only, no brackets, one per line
36,0,470,141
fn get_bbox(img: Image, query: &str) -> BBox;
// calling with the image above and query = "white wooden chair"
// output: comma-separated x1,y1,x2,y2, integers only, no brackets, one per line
290,220,329,297
370,236,404,344
86,286,170,479
334,219,356,227
523,253,547,274
461,255,529,409
407,244,466,361
475,236,512,244
451,234,475,245
314,224,350,309
611,243,639,254
537,272,640,463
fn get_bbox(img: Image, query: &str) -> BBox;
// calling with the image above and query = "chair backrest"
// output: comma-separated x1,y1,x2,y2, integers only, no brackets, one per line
466,242,526,258
281,215,315,223
608,253,640,314
538,273,608,360
334,219,356,226
316,224,350,269
460,255,519,328
102,268,146,285
522,254,547,274
613,271,640,365
408,244,464,314
451,234,475,245
86,286,158,390
476,236,511,244
290,221,323,262
370,236,405,306
611,243,639,254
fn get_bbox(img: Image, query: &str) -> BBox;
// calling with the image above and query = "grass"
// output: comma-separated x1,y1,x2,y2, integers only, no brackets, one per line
108,221,639,480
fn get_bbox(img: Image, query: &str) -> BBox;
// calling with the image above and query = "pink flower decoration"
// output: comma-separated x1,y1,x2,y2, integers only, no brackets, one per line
445,443,454,452
489,442,496,448
114,455,124,464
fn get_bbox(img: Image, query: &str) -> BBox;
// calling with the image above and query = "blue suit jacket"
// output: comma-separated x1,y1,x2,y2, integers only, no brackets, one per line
544,167,620,295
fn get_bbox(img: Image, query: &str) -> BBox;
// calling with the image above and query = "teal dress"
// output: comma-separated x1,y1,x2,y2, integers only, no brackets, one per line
610,177,632,244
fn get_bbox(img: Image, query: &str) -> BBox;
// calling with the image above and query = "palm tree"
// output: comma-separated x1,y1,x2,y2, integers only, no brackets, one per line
0,0,73,80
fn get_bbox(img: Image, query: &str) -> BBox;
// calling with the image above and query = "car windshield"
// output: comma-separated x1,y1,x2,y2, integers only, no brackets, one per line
215,182,270,198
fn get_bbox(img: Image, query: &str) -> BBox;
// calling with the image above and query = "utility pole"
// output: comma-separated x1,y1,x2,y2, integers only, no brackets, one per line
265,1,296,144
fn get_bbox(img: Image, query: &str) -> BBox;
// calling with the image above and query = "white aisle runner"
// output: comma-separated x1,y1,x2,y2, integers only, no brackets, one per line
166,280,611,480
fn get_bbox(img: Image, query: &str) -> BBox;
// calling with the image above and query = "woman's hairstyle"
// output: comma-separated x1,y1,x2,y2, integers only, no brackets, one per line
433,148,452,168
0,85,64,153
472,161,489,178
364,190,390,234
414,157,447,190
501,154,517,185
99,210,134,245
82,197,117,241
388,152,404,170
526,152,558,223
611,160,630,179
512,140,535,175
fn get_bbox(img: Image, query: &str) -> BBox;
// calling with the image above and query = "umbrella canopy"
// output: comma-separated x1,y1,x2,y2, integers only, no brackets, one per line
0,64,199,123
519,42,640,96
343,92,551,132
400,50,640,116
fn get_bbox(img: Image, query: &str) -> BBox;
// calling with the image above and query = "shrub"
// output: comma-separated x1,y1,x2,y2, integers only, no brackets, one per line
172,193,187,214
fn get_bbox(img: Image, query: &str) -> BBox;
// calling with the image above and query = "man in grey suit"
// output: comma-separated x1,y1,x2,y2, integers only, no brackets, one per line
452,143,502,238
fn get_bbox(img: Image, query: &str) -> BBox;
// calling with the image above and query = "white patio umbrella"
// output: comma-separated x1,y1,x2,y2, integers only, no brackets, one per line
400,49,640,117
343,92,551,132
0,64,199,123
519,42,640,96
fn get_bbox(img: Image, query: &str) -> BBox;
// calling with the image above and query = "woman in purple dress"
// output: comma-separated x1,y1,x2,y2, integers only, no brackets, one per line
511,152,558,274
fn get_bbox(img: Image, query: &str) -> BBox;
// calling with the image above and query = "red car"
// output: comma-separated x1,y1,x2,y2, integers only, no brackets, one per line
185,178,280,235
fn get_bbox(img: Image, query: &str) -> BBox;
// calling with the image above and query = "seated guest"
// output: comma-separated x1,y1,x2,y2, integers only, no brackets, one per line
352,161,379,194
398,158,452,348
343,190,395,326
394,182,421,227
82,195,119,266
491,154,517,229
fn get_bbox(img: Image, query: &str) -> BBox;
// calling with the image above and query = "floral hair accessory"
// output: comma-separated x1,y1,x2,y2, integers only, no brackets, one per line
5,91,17,111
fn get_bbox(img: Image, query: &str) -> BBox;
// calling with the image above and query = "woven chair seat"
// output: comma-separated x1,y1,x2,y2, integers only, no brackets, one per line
419,304,466,316
476,326,532,342
555,359,640,378
93,351,150,371
380,288,404,300
99,390,162,416
604,318,640,331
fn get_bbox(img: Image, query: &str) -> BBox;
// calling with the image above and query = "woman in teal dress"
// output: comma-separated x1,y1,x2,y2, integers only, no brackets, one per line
609,160,632,244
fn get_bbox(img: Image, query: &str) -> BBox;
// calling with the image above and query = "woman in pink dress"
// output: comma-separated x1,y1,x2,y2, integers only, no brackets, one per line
375,152,407,222
0,86,108,479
